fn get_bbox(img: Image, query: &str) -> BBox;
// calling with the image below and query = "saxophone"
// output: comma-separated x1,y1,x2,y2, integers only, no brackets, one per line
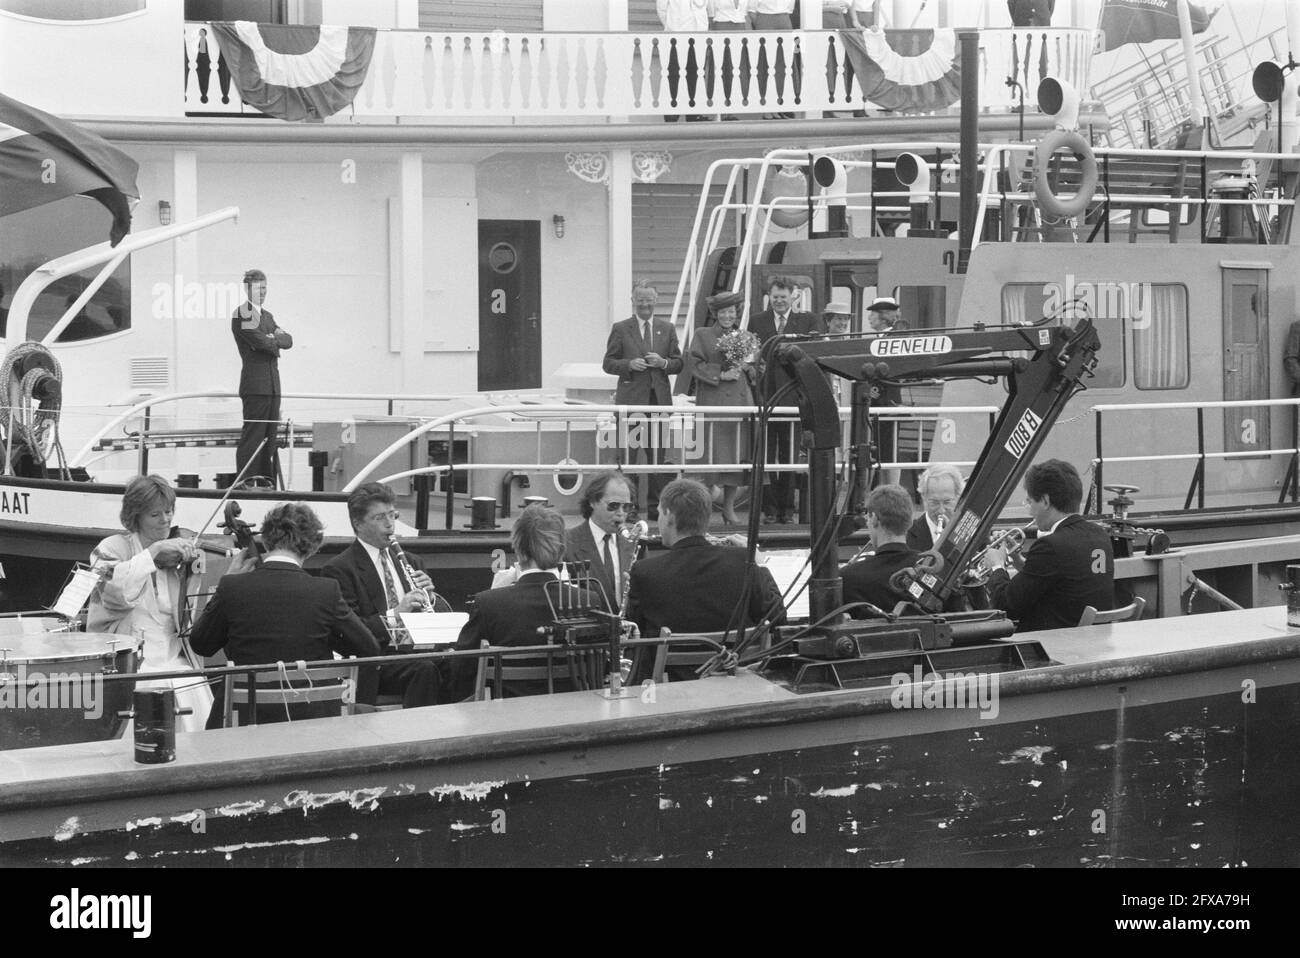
616,520,650,617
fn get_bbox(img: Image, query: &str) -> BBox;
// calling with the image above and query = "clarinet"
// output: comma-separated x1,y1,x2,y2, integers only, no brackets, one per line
616,520,650,618
389,535,433,610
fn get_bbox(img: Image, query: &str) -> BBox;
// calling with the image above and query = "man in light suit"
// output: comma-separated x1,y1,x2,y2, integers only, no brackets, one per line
232,268,292,486
602,280,683,515
749,275,825,523
564,471,640,614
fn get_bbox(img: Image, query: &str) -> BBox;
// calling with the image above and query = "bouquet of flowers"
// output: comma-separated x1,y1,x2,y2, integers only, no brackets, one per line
717,329,760,370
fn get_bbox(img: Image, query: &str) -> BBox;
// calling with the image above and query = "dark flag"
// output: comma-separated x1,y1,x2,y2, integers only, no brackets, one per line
1099,0,1216,52
0,92,139,247
209,21,377,122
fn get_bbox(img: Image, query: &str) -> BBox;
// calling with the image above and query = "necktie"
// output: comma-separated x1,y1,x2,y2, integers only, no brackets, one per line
641,321,650,347
603,533,616,597
777,314,786,335
380,552,401,610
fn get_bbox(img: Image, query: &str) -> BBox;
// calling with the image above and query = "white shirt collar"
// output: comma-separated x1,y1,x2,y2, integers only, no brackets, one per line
1042,514,1072,537
262,554,301,567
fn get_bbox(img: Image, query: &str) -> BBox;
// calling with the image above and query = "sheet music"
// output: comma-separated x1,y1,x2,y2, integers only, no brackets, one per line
50,567,101,620
759,550,811,622
400,611,469,648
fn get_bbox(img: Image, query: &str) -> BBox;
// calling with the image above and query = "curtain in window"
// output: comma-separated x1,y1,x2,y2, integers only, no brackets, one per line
1134,285,1188,389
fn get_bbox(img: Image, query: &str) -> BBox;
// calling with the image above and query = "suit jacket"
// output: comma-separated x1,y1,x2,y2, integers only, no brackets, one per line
688,325,756,405
603,316,683,404
232,303,292,397
748,309,825,401
191,561,379,663
987,515,1115,632
564,521,639,613
452,571,600,697
840,541,919,616
906,515,934,552
625,535,786,638
321,539,427,653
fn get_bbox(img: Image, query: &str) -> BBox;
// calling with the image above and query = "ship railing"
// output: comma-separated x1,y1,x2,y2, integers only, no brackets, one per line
182,24,1093,122
1091,396,1300,513
345,401,997,529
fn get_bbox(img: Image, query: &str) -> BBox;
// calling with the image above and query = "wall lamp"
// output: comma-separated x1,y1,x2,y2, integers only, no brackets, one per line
158,200,172,226
552,214,565,239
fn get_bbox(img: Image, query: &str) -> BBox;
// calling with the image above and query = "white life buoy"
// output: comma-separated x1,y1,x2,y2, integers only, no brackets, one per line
1034,130,1098,219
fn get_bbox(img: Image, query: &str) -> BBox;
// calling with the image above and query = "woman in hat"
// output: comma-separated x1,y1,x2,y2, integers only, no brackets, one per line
690,290,757,525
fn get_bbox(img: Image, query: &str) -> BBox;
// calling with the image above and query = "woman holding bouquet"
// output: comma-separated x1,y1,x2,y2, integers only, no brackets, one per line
690,290,760,525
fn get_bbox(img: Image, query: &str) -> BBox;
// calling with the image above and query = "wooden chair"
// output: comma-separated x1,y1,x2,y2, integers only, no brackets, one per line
472,640,595,701
222,663,355,727
1078,596,1146,627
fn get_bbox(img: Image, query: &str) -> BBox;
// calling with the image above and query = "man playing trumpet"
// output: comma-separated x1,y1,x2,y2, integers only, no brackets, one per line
984,459,1115,631
322,482,444,708
908,463,964,552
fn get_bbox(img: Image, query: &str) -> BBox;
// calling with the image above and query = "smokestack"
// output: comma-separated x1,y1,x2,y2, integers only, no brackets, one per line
958,29,979,273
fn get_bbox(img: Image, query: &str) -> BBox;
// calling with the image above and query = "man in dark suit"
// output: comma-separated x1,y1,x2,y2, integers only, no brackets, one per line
452,504,601,699
907,463,964,552
563,471,639,613
232,269,292,485
191,502,379,728
842,484,921,616
986,459,1115,632
749,275,825,523
320,482,444,709
602,279,683,515
625,478,785,648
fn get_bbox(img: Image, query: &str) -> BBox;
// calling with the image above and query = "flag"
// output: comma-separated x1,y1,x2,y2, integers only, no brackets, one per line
0,92,139,247
1099,0,1216,52
838,29,962,113
209,21,377,122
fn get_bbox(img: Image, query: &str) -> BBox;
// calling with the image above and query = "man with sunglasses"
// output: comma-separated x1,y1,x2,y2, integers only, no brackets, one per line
564,471,642,612
321,482,444,708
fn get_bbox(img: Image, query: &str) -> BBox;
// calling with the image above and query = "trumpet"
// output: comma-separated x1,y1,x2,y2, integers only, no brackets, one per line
960,524,1033,587
389,534,434,610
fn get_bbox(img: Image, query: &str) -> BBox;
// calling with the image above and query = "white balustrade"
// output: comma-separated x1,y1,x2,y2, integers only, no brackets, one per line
182,24,1093,122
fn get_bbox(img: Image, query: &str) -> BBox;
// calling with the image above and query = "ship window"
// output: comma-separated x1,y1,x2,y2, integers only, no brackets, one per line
1000,283,1125,389
1133,284,1190,390
0,203,131,344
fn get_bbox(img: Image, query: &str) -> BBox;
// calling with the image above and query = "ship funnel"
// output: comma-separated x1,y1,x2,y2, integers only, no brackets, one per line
895,152,932,234
1037,76,1080,131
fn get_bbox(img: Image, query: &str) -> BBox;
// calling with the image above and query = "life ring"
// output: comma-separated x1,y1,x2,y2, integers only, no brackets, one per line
552,458,583,497
1034,130,1098,219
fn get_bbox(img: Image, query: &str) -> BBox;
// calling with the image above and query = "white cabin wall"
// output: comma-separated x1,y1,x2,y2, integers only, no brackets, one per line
319,0,404,27
0,3,181,118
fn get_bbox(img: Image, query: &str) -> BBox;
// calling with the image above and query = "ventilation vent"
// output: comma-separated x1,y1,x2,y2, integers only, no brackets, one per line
129,356,170,391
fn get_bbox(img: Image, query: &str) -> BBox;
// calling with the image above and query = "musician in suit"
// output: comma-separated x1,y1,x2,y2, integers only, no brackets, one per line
232,269,292,485
841,484,921,617
907,463,964,552
320,482,444,709
191,502,379,728
452,505,601,699
564,471,639,613
749,275,825,523
985,459,1115,632
625,478,785,652
603,279,684,515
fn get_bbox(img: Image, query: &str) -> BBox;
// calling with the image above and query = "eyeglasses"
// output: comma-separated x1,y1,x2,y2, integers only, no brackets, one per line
365,509,400,522
604,501,634,513
923,497,957,509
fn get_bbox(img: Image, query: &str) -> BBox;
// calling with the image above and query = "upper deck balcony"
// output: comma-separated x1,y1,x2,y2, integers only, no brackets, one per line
0,7,1095,127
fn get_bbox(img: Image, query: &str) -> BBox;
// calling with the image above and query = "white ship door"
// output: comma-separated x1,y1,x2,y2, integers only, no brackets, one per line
1222,267,1270,454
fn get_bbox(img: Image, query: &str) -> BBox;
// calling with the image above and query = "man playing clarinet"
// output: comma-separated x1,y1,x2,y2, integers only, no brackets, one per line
321,482,443,708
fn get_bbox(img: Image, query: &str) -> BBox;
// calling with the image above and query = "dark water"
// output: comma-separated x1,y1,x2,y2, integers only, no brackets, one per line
5,681,1299,867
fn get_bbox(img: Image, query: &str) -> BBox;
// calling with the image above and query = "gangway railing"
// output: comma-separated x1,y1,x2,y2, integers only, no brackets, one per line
1091,397,1300,512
